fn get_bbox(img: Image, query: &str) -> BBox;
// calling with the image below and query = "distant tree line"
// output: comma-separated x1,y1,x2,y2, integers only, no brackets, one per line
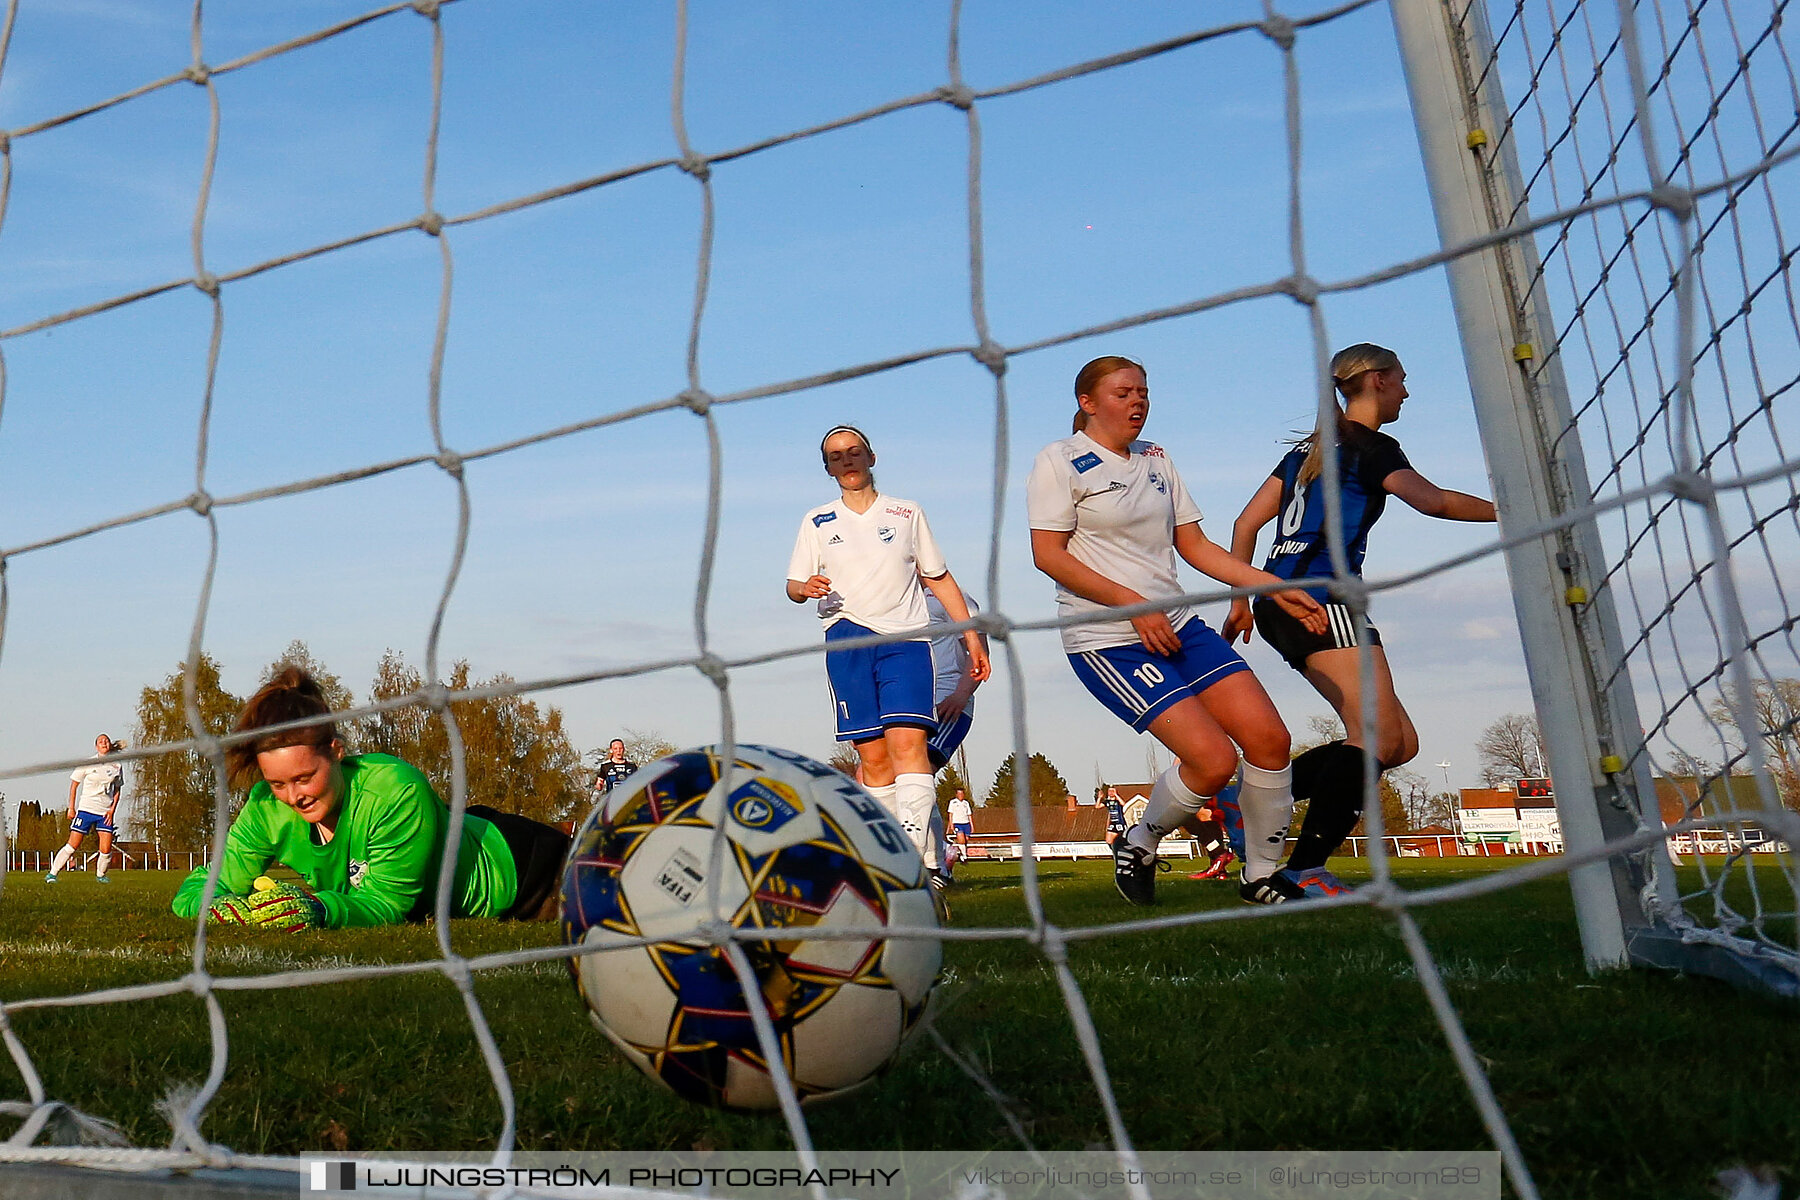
10,800,69,853
132,640,589,851
984,752,1072,809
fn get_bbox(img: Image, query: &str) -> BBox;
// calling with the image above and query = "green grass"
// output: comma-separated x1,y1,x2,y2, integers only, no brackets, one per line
1,860,1795,1198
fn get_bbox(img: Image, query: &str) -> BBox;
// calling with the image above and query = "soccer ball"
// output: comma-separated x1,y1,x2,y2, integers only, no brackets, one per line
561,743,941,1110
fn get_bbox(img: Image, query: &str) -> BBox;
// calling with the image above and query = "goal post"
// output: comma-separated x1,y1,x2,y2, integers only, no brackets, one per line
1391,0,1800,995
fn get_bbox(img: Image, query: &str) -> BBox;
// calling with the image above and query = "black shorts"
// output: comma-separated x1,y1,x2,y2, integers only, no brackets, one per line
1253,596,1382,672
467,805,572,921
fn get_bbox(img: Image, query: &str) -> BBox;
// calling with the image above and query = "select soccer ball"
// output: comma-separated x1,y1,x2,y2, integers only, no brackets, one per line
561,744,941,1110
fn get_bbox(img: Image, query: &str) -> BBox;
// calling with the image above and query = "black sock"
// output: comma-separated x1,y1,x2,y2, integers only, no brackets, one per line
1192,817,1226,857
1289,740,1342,803
1286,744,1370,871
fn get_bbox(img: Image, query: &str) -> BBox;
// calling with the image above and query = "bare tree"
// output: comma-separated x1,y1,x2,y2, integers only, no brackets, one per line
1475,712,1545,787
618,729,678,771
827,744,861,778
1299,713,1346,752
1707,677,1800,809
1664,747,1716,781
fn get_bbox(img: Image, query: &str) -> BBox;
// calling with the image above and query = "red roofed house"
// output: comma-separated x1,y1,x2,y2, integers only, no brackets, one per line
965,784,1197,860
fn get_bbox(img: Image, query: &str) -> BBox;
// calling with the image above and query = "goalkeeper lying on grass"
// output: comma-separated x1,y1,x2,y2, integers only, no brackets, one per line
171,667,570,930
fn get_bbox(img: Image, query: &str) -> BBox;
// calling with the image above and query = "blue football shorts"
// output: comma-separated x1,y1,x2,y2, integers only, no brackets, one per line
927,708,973,770
824,619,936,742
1068,616,1250,732
70,810,117,836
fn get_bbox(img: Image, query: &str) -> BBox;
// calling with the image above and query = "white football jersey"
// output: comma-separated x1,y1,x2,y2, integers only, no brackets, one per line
924,592,977,714
1025,431,1204,653
788,493,948,636
70,758,124,815
948,796,973,824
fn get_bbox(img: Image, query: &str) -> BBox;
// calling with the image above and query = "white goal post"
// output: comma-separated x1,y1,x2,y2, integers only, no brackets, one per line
1392,0,1800,995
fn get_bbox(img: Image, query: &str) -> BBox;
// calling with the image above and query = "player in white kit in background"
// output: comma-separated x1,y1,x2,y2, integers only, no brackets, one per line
49,733,126,883
787,425,990,878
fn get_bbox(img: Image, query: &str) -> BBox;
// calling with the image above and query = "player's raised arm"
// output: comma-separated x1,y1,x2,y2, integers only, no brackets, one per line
1382,468,1497,522
1173,521,1327,637
1221,475,1285,642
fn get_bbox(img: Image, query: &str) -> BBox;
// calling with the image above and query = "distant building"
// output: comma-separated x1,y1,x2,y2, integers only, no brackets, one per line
1456,781,1561,854
1652,773,1766,825
1652,774,1784,855
967,787,1195,861
1450,773,1789,858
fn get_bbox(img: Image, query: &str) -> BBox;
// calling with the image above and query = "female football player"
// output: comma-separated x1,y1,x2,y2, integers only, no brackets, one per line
1026,355,1328,906
170,668,570,929
786,424,990,868
47,733,126,883
1222,343,1495,894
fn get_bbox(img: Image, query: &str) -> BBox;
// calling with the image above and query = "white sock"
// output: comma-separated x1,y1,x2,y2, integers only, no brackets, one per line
96,853,112,877
1238,761,1295,881
926,807,948,874
50,845,76,876
894,773,937,866
1127,765,1206,855
865,782,900,822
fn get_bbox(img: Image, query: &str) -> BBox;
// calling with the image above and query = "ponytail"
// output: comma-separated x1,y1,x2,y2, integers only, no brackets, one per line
1297,343,1399,485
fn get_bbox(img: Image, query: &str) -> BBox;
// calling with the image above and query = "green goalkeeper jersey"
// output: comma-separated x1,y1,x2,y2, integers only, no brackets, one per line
170,754,518,927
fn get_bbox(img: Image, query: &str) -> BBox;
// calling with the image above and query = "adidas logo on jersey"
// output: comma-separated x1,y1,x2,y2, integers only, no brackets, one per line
827,534,844,544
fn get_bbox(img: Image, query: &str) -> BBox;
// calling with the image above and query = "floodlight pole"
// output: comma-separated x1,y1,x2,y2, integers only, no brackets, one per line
1389,0,1673,972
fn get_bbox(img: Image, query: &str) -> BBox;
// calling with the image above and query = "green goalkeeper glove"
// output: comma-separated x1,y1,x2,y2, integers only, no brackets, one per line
242,881,327,932
204,894,258,925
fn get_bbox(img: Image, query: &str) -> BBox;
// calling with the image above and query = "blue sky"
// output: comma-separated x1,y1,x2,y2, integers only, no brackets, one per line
0,0,1632,823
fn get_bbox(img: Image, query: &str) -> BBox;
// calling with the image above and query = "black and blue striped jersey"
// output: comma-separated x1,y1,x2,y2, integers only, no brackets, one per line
1261,424,1411,601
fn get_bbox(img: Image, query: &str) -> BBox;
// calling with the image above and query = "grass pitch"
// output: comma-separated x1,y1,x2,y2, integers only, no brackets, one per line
0,859,1794,1198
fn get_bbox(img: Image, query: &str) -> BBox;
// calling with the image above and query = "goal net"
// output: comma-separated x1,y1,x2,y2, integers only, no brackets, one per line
0,2,1794,1198
1392,0,1800,993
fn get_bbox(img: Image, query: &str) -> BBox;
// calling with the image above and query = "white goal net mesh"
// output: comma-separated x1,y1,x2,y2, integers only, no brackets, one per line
1458,0,1800,978
0,3,1794,1199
